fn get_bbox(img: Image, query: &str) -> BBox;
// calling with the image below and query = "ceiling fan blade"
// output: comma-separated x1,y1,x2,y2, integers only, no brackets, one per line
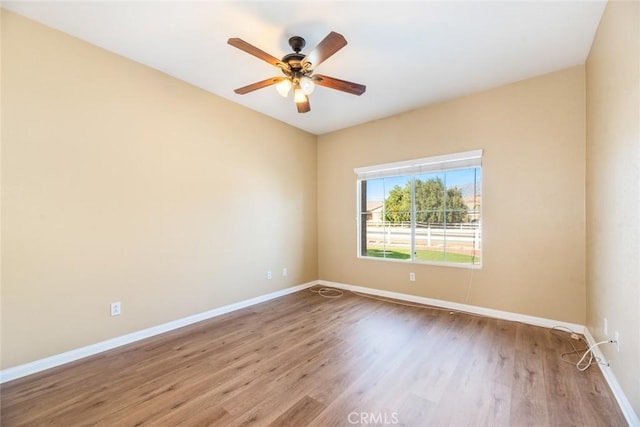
296,95,311,113
234,77,286,95
312,74,366,96
302,31,347,70
228,38,288,70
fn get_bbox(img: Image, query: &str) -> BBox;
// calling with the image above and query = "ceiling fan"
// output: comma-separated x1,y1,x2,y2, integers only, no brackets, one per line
227,31,366,113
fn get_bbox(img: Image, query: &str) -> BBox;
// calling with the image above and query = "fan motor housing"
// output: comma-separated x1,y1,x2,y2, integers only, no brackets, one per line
288,36,306,53
281,36,307,73
282,52,305,71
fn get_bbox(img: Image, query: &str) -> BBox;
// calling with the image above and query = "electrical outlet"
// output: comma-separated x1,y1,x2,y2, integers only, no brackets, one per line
604,317,608,336
110,302,121,317
614,331,620,352
409,272,415,281
282,268,288,277
266,270,272,280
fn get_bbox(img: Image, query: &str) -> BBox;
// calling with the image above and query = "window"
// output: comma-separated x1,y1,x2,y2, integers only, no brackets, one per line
355,150,482,267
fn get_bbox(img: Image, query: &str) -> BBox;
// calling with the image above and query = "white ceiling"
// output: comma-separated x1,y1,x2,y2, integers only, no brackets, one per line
3,1,606,135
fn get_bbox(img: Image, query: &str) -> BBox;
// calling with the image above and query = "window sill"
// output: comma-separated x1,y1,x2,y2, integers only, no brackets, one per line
357,255,482,270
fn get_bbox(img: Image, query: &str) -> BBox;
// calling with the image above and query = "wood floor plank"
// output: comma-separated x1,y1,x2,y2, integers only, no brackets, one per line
157,406,233,427
405,312,479,404
267,395,325,427
0,289,628,427
510,347,551,426
486,318,518,387
542,350,588,427
572,359,628,426
425,316,512,426
394,393,435,427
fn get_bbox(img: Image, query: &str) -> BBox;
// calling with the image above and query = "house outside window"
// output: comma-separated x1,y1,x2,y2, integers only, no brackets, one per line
355,150,482,268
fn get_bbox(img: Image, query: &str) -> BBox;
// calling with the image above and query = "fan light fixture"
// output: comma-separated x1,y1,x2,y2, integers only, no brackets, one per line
299,76,315,95
276,77,314,101
293,87,307,104
228,32,366,113
275,79,292,97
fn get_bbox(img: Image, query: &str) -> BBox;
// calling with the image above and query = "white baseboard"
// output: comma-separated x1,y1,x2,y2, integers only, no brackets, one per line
583,328,640,426
318,280,586,332
0,281,317,384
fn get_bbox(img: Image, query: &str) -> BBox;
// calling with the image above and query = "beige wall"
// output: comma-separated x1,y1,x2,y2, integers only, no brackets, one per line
318,66,586,324
586,0,640,417
1,11,317,368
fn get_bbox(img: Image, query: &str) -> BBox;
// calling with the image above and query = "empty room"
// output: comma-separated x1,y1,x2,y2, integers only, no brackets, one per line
1,1,638,426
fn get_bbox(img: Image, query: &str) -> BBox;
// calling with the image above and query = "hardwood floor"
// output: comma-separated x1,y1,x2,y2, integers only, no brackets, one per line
1,288,627,426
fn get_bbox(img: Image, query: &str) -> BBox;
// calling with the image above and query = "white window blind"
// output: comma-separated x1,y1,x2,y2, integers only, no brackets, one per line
354,149,483,180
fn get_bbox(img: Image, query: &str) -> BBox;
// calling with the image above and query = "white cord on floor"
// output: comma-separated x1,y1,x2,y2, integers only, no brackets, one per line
550,326,613,371
309,285,344,299
575,339,614,371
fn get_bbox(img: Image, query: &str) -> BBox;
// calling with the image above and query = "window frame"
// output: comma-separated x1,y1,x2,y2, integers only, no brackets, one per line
355,150,483,269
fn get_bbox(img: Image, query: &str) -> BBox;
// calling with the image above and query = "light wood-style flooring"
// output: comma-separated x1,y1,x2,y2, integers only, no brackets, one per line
1,288,627,426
